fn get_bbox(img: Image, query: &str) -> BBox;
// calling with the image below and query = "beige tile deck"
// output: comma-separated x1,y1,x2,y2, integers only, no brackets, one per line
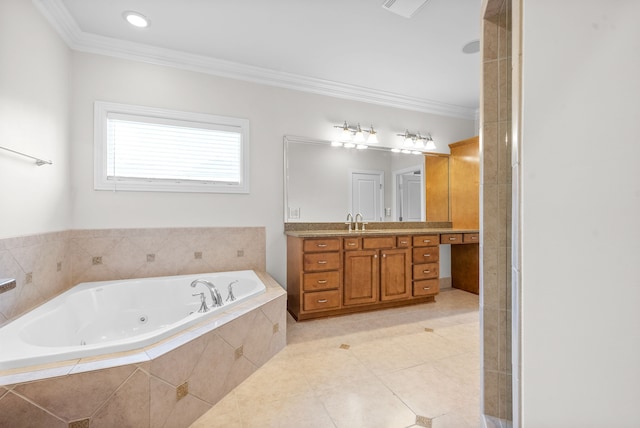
191,289,480,428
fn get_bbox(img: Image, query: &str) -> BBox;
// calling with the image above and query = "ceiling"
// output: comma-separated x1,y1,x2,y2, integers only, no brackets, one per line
35,0,481,119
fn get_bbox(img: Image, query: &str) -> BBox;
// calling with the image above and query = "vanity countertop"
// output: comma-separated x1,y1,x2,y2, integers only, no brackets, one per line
285,228,479,238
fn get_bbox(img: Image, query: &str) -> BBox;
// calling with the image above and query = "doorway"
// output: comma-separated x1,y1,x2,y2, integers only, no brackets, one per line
349,170,384,222
393,165,425,222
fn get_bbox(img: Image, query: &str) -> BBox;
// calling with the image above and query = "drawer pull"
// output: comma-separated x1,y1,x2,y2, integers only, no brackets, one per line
317,280,327,284
423,254,431,257
400,241,407,244
317,299,328,303
423,270,431,273
317,260,327,264
347,242,356,246
423,287,431,290
317,243,328,247
449,237,456,241
423,239,431,243
471,236,478,240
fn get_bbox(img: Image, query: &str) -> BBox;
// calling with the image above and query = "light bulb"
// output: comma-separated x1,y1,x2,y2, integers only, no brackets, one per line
367,126,378,144
340,121,352,142
425,136,436,150
390,148,401,153
403,137,414,147
356,144,368,150
331,141,343,147
354,124,365,143
343,142,356,148
414,139,425,149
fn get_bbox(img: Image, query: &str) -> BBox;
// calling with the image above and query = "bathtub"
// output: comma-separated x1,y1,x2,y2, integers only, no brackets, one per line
0,270,266,371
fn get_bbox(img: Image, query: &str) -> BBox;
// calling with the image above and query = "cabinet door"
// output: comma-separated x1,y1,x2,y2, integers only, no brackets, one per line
343,250,379,306
380,249,411,301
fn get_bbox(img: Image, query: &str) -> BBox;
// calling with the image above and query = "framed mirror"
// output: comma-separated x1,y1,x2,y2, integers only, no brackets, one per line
284,136,450,223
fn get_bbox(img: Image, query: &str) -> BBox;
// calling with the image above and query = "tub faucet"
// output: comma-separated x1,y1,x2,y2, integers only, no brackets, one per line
226,280,238,302
190,279,224,308
192,292,209,313
345,213,354,232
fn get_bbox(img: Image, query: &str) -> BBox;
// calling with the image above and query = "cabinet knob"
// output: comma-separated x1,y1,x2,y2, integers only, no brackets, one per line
382,254,386,258
318,299,328,303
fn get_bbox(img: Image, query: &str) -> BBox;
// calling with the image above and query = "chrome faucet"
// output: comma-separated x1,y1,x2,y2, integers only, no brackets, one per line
226,280,238,302
355,213,366,231
345,213,354,232
192,292,209,313
190,279,224,308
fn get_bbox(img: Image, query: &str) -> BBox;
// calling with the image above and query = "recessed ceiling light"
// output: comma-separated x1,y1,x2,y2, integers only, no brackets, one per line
123,11,149,28
462,40,480,54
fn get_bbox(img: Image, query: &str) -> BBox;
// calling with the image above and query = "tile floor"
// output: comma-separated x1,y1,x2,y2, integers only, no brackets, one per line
191,289,480,428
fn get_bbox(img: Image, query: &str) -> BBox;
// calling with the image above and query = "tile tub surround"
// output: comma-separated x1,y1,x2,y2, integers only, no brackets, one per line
0,272,286,428
192,288,480,428
0,227,266,326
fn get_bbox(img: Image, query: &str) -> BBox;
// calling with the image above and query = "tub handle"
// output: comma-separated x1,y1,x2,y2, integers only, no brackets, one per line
192,292,209,313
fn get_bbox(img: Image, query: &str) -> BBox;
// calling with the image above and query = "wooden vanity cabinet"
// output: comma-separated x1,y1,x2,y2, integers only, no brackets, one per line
287,236,342,318
287,233,441,320
343,237,411,305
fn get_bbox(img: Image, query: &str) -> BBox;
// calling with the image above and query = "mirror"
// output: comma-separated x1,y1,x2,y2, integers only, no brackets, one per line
284,136,450,223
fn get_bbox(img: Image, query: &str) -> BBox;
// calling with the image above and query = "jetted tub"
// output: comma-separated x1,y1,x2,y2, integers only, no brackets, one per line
0,270,266,371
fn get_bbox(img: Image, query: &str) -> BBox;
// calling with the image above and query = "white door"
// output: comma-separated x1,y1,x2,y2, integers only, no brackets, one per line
350,171,383,222
398,173,422,221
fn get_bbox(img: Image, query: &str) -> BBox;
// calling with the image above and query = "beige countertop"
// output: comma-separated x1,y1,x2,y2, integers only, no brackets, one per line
285,228,479,238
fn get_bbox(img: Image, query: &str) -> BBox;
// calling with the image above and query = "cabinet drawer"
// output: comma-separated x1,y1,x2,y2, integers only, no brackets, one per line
303,252,340,271
303,290,341,311
412,246,440,264
303,238,340,252
412,235,439,247
413,279,440,297
440,233,463,244
413,262,439,280
343,237,361,250
463,233,479,243
396,236,410,248
363,236,395,249
303,271,340,291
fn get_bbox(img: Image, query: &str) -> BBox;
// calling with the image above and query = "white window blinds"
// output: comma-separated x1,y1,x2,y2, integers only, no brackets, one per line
94,102,249,193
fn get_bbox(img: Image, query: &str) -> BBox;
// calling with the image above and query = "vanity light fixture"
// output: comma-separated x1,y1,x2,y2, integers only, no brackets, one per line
397,130,436,151
334,121,378,145
123,11,150,28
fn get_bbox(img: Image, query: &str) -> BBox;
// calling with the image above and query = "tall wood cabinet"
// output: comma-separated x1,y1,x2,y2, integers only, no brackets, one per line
449,136,480,294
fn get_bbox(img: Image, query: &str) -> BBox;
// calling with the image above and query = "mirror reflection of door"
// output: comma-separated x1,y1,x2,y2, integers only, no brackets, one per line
350,171,383,222
394,165,424,222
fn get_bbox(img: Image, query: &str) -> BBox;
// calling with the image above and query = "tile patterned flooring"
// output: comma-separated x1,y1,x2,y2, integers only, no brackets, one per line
191,289,480,428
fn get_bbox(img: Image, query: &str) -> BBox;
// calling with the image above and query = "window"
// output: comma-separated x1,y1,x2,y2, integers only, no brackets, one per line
94,101,250,193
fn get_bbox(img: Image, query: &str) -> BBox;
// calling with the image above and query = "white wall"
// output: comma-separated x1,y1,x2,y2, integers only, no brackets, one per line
70,52,475,285
521,1,640,425
0,0,71,239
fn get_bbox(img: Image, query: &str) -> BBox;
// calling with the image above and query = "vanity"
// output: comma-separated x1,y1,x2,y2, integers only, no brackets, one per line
285,227,478,320
283,135,479,320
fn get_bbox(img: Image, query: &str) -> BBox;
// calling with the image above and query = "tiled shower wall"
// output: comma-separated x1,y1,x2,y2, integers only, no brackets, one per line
0,227,266,326
481,0,513,422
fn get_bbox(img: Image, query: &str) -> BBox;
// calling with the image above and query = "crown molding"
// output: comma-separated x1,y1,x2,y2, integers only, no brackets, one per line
33,0,477,120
